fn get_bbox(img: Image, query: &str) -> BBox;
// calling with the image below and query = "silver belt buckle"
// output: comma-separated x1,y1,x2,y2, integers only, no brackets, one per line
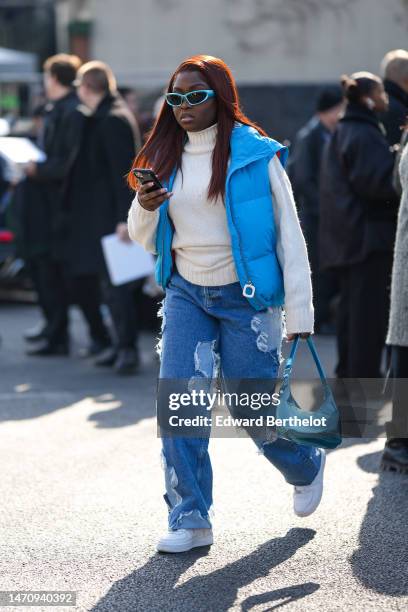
242,283,255,298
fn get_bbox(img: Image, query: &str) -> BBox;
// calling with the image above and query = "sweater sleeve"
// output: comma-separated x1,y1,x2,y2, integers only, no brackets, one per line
268,155,314,335
127,193,159,254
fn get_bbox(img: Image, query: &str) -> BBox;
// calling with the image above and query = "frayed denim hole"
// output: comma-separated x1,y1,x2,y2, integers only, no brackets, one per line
174,509,210,529
251,307,283,362
188,339,220,394
156,298,166,360
160,449,182,508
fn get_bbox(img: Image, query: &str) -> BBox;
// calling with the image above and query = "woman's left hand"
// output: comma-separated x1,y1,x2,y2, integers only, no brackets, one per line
286,332,311,341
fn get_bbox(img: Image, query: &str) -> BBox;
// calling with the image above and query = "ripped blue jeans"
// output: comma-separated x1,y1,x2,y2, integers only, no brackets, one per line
158,269,322,530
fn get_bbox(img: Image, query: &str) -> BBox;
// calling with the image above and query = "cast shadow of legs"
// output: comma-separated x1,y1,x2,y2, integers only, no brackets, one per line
350,450,408,595
91,528,319,612
240,582,319,611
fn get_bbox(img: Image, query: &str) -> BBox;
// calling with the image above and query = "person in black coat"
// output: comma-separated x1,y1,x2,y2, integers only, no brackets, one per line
22,54,92,355
289,88,344,333
379,49,408,147
64,61,142,375
320,72,399,379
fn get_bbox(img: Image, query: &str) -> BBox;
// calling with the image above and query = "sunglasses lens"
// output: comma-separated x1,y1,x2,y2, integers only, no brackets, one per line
186,91,208,105
166,93,182,106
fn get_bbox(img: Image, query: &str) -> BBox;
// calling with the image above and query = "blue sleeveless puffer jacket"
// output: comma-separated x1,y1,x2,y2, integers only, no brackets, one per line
155,122,288,311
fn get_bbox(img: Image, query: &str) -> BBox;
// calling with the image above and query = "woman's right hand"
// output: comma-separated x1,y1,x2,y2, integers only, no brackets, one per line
137,182,173,211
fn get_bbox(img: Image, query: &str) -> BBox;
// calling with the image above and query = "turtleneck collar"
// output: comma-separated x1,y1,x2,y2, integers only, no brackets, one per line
185,123,217,153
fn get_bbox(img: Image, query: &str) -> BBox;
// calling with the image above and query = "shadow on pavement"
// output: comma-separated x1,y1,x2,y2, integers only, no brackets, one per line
0,386,156,427
350,450,408,595
240,582,320,611
0,303,159,426
91,528,319,612
326,437,375,454
87,390,155,428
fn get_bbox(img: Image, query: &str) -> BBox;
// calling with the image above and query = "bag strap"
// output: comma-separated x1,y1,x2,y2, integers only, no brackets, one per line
282,335,327,384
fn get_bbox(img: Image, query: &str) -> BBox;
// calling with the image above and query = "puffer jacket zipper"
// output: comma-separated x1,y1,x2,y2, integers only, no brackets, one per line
225,159,269,310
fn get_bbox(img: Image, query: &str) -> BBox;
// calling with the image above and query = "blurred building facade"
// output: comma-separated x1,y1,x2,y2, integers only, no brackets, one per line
0,0,55,115
0,0,55,63
56,0,408,140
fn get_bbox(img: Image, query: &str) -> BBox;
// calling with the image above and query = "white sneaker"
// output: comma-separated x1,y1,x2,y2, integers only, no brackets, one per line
293,449,326,517
156,528,213,553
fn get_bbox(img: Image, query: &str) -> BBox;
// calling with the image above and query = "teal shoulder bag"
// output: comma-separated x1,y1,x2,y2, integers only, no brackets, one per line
276,336,342,449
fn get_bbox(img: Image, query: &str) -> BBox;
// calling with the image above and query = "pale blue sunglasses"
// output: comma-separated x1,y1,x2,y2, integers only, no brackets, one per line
165,89,215,107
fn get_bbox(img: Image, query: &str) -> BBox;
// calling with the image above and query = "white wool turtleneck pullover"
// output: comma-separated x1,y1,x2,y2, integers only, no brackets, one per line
128,123,314,334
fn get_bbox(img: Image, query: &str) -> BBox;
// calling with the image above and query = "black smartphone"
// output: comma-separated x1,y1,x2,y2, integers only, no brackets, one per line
132,168,163,193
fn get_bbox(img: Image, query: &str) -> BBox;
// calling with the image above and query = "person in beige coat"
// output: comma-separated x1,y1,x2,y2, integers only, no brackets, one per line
381,128,408,473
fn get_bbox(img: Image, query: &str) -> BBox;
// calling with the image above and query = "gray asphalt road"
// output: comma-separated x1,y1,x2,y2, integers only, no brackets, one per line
0,304,407,612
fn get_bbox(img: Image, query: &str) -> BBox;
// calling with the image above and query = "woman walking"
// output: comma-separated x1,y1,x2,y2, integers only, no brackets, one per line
128,55,324,553
320,72,399,380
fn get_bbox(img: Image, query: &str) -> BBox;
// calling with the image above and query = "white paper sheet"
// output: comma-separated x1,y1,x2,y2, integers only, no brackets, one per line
0,137,46,164
101,233,155,286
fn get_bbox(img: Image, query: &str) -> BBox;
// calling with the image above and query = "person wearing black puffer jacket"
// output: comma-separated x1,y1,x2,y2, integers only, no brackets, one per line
320,72,399,380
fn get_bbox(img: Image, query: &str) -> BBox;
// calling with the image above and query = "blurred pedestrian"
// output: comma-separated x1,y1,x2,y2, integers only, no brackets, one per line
290,87,344,334
379,49,408,147
22,54,82,355
381,125,408,473
0,153,9,200
320,72,399,379
71,61,142,374
152,92,166,120
118,87,151,143
128,54,324,553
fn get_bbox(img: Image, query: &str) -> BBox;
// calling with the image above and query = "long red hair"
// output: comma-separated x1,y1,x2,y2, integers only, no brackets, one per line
128,54,267,200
